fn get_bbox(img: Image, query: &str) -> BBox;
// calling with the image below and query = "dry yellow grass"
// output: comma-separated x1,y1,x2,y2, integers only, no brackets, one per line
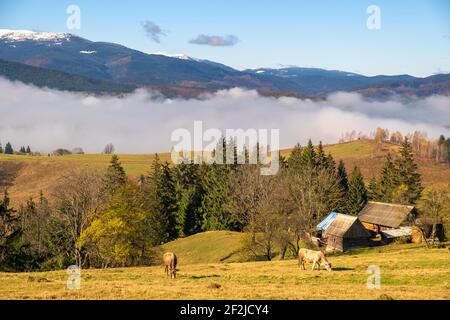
1,244,449,300
1,140,450,207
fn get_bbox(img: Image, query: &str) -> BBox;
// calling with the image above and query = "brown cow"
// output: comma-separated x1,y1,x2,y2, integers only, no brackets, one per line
163,252,178,279
298,248,332,272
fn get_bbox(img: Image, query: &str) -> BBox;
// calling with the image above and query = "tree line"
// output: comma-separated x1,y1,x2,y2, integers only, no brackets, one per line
340,128,450,165
0,142,31,155
0,139,427,271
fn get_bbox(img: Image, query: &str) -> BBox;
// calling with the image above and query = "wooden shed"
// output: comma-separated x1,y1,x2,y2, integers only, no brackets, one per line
412,217,445,243
323,214,372,252
358,202,417,233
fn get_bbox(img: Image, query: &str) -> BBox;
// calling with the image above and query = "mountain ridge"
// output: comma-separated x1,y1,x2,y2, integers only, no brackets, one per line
1,29,449,98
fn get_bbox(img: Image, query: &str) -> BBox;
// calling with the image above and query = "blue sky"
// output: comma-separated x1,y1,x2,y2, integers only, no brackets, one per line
1,0,449,76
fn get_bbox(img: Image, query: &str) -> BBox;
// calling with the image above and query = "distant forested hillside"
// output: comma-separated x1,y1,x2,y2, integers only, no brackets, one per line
0,59,137,94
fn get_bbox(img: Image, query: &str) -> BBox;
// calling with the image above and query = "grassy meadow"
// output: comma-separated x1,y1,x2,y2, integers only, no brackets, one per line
1,140,450,207
0,233,449,300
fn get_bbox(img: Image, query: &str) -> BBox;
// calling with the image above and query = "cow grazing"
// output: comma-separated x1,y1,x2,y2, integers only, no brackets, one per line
163,252,178,279
298,248,332,272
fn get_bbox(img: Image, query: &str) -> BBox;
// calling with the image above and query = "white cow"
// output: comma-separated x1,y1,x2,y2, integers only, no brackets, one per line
298,248,332,272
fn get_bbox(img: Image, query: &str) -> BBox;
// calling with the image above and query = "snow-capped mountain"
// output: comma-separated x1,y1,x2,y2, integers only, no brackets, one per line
1,29,449,98
152,52,197,61
0,29,73,42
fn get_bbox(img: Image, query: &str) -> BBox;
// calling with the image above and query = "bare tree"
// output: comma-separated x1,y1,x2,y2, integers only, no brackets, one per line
103,143,115,155
53,169,105,267
228,165,275,233
284,166,342,254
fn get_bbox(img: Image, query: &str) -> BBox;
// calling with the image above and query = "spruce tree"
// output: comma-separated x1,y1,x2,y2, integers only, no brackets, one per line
199,163,233,231
347,166,368,215
376,153,397,202
103,155,127,196
336,160,349,212
157,163,178,240
395,139,423,204
367,178,379,201
26,146,31,154
4,142,13,155
316,141,328,169
0,190,23,271
302,139,316,168
0,143,3,154
287,143,303,172
144,154,169,243
174,163,203,237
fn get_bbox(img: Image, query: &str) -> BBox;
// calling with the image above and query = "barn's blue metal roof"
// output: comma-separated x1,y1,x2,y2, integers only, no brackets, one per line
317,212,340,231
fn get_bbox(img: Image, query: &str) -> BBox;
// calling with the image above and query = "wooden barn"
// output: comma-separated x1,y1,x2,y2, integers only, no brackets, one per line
358,202,417,234
322,214,372,252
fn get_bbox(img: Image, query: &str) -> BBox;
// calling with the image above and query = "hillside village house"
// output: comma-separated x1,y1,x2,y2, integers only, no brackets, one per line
317,213,372,252
358,202,417,234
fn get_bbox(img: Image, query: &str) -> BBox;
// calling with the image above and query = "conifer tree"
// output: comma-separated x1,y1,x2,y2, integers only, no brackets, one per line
4,142,13,155
376,153,397,202
103,155,127,196
336,160,349,212
287,143,303,171
0,190,23,271
156,162,178,240
302,139,316,168
26,146,31,154
395,139,423,204
174,163,203,237
316,141,328,169
0,143,3,154
199,163,233,231
347,166,368,215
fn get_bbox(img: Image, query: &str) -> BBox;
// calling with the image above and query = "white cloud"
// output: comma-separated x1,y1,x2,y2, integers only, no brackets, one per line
0,78,449,154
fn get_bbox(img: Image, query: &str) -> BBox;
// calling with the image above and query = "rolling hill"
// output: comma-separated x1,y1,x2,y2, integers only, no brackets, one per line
1,29,449,98
1,140,449,207
161,231,245,265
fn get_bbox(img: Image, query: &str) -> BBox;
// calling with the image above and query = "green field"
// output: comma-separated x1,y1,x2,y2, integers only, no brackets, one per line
162,231,245,265
0,231,449,300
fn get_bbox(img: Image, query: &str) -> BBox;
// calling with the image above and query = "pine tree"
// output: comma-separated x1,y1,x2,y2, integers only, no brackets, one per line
367,178,378,201
376,153,397,202
19,146,26,153
347,166,368,215
157,163,178,240
316,141,328,169
174,163,203,237
395,139,423,204
336,160,349,212
103,155,127,196
287,143,303,171
144,154,170,243
302,139,316,168
0,190,23,271
199,163,233,231
0,143,3,154
26,146,31,154
4,142,13,155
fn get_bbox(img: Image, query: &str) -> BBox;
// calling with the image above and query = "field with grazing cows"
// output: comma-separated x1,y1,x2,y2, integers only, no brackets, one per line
0,232,449,300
